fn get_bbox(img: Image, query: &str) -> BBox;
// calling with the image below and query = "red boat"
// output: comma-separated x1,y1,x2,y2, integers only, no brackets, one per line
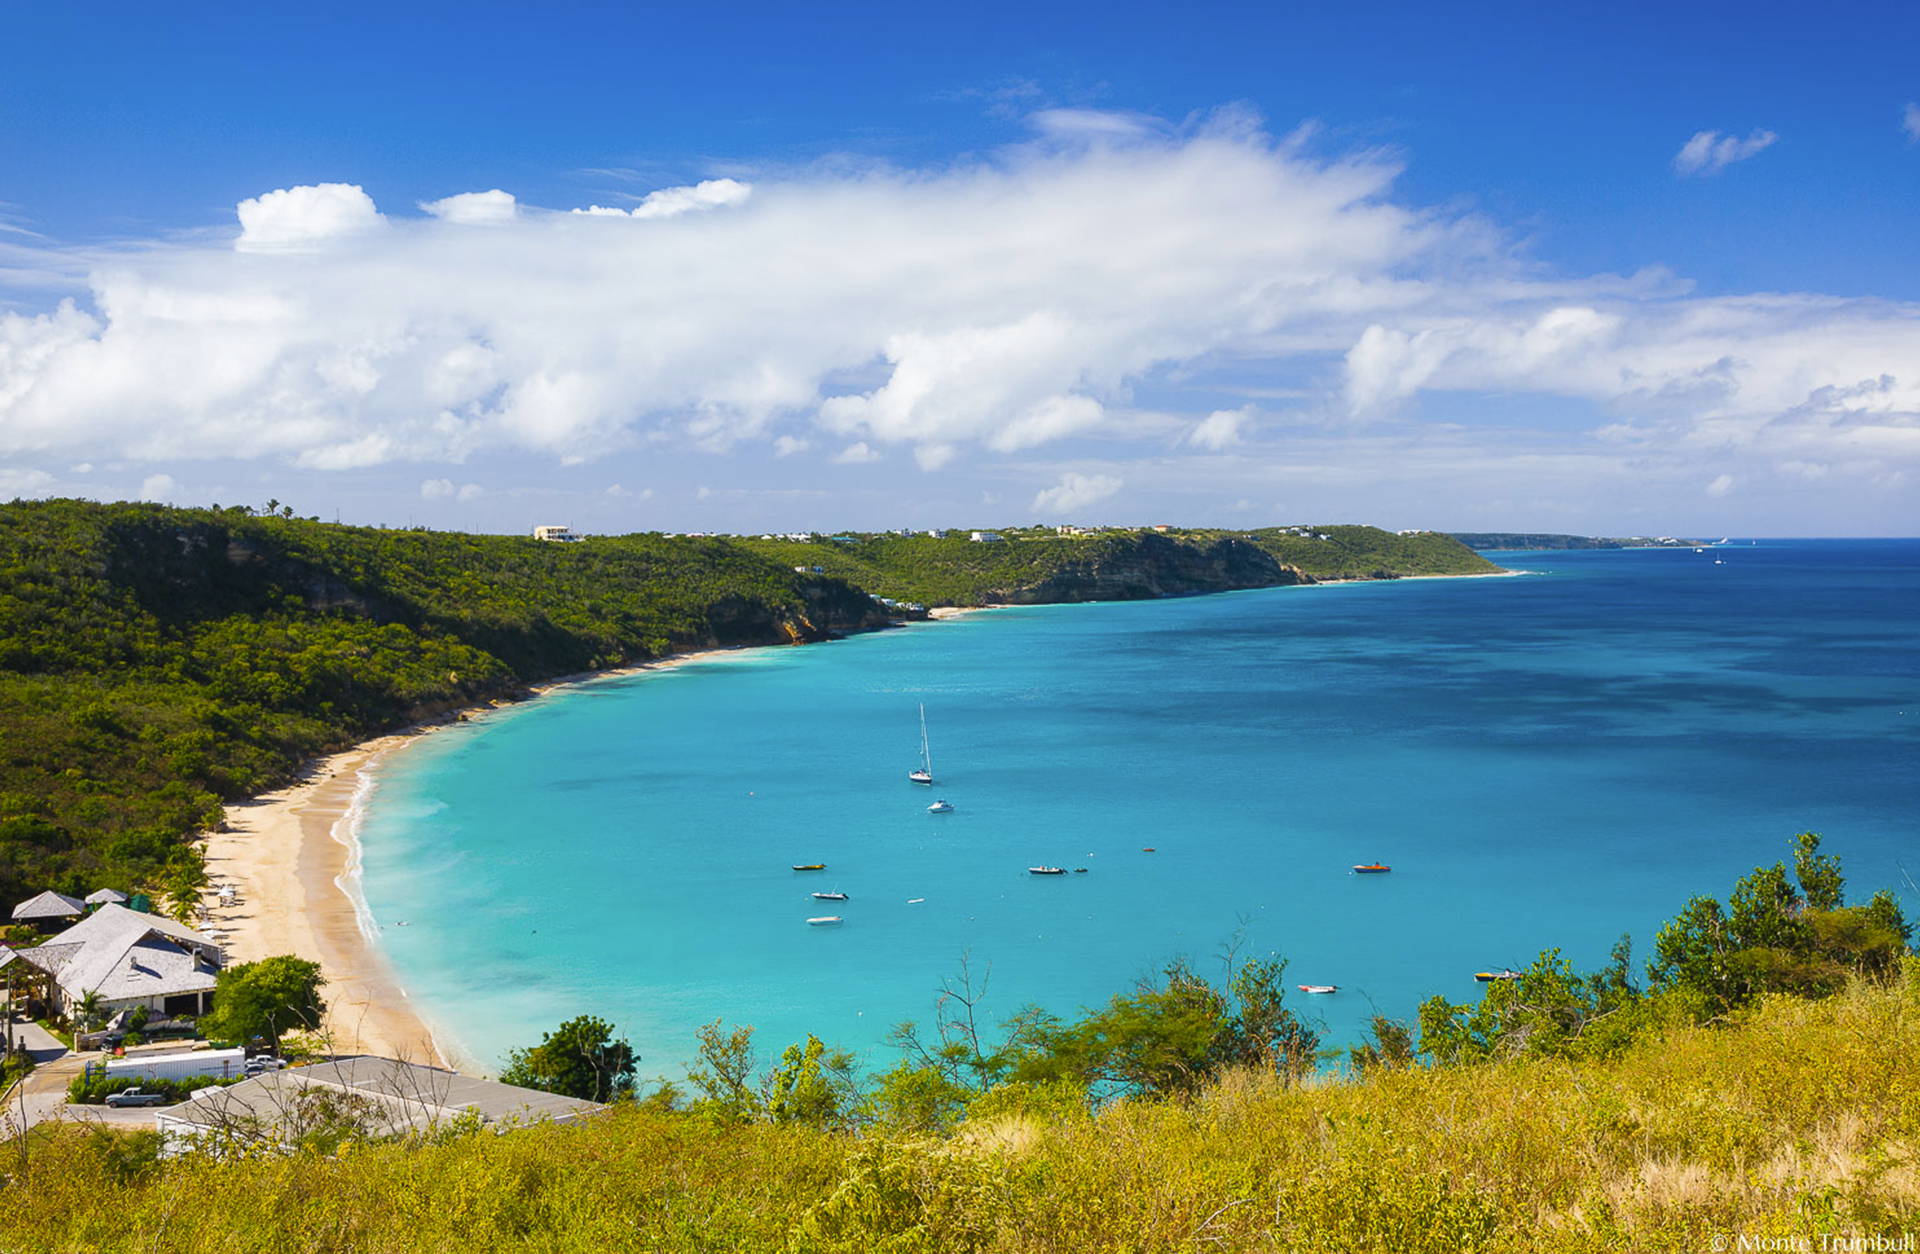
1297,984,1338,995
1352,863,1391,874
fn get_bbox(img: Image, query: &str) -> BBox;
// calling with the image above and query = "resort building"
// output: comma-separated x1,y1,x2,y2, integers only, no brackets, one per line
12,902,222,1020
532,525,583,543
156,1055,606,1154
969,531,1004,543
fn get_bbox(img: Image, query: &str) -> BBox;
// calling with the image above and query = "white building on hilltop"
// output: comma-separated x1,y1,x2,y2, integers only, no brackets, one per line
532,525,583,543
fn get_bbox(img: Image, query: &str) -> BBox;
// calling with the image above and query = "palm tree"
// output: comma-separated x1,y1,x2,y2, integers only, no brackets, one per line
74,990,106,1034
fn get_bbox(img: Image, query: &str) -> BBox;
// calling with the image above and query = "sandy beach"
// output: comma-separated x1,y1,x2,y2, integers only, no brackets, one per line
197,651,739,1074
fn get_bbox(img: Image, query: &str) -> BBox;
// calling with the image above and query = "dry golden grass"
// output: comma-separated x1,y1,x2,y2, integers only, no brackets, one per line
3,963,1915,1252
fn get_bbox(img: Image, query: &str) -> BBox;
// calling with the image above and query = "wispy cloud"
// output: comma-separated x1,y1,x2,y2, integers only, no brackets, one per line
1673,128,1778,176
1032,471,1121,515
1904,103,1920,143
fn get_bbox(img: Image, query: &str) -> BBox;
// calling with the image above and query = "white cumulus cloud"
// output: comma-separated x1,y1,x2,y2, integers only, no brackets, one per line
1188,407,1249,450
1905,103,1920,143
0,107,1914,521
420,190,518,225
631,178,752,220
1032,471,1122,515
139,472,178,502
236,183,383,252
831,441,880,464
1674,129,1778,176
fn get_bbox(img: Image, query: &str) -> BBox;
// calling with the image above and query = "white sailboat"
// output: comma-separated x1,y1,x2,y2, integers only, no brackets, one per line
909,703,934,785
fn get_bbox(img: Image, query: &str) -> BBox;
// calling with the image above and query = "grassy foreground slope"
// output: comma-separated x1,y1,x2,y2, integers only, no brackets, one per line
16,965,1919,1252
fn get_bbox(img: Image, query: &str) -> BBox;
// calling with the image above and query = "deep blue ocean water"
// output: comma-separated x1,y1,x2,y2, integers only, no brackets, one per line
358,540,1920,1079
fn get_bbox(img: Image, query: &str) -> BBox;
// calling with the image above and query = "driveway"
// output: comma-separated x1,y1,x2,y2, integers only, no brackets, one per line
4,1019,87,1133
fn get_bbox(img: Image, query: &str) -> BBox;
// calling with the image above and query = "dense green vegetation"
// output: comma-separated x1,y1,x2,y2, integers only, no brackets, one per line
199,956,328,1051
739,524,1497,606
0,499,885,907
1449,532,1698,550
66,1073,238,1105
0,502,1491,911
9,838,1915,1251
499,1015,638,1103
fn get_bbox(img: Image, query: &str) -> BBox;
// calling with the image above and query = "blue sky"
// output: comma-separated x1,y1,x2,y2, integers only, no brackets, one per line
2,0,1917,534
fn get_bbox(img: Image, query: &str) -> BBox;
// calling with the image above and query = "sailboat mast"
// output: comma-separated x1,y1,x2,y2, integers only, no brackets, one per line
919,703,932,774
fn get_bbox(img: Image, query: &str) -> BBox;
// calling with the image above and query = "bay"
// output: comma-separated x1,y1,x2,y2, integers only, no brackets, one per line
359,539,1920,1079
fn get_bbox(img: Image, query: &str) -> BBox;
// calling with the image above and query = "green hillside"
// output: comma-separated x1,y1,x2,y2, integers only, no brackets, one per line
0,500,883,907
739,524,1498,606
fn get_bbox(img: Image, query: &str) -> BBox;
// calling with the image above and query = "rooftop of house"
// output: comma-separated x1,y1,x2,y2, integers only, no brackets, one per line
160,1055,606,1137
18,903,222,1001
12,890,85,921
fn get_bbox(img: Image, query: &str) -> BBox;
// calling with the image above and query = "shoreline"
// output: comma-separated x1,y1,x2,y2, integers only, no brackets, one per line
194,572,1497,1074
197,646,749,1075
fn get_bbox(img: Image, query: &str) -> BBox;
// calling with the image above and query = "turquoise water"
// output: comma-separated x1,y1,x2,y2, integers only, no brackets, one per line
359,540,1920,1079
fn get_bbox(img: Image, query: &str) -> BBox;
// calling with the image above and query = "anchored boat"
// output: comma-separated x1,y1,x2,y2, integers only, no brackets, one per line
909,704,934,785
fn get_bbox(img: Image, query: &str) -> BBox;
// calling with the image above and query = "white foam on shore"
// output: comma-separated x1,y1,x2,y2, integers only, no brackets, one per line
331,752,388,946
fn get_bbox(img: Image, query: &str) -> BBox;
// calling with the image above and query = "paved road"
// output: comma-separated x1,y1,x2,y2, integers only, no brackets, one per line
2,1022,199,1131
5,1018,86,1133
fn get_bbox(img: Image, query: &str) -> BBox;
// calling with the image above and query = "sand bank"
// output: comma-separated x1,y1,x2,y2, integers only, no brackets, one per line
197,649,743,1073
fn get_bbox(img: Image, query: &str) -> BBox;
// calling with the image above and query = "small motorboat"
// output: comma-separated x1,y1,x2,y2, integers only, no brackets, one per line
806,916,844,926
1474,969,1523,982
1298,984,1338,995
1353,863,1391,874
792,863,826,871
928,800,954,813
1141,847,1156,853
1072,867,1089,873
1028,865,1066,875
811,891,848,901
906,897,925,904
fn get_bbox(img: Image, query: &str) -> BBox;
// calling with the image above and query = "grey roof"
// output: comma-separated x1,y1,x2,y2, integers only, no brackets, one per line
19,903,221,1003
85,889,129,905
160,1055,605,1138
12,891,85,921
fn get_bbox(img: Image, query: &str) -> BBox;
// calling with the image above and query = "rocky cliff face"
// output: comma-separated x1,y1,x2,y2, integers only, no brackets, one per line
994,534,1311,604
702,580,894,649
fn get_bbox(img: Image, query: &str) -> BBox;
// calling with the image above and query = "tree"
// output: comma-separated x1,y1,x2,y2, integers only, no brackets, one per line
198,956,325,1050
497,1015,635,1102
1794,831,1845,911
74,990,107,1033
684,1019,760,1122
1649,834,1912,1015
765,1034,860,1127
